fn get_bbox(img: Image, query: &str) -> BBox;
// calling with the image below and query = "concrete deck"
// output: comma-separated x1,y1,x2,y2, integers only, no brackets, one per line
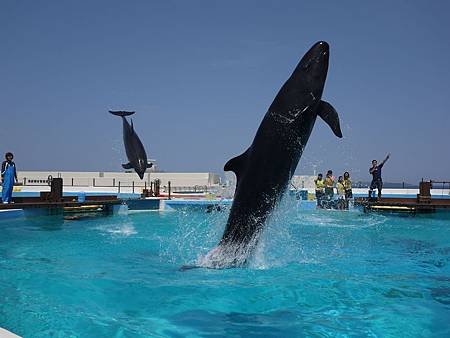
0,327,21,338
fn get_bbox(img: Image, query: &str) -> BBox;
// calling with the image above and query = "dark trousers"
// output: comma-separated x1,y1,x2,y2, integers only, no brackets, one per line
369,178,383,198
316,190,324,207
325,187,334,200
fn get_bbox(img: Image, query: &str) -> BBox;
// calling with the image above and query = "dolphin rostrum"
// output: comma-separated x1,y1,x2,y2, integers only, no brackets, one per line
109,111,152,179
202,41,342,268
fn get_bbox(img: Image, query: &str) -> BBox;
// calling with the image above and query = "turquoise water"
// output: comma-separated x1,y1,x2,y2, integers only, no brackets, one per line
1,202,450,337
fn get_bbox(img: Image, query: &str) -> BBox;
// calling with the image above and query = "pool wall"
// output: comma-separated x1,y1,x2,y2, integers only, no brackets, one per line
1,186,449,221
8,186,450,199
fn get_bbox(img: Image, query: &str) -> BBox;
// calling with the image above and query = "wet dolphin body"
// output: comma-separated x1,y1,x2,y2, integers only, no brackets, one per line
202,41,343,268
109,111,152,179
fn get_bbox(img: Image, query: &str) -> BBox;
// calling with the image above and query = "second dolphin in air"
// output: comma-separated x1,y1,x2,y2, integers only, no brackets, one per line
202,41,343,268
109,111,152,179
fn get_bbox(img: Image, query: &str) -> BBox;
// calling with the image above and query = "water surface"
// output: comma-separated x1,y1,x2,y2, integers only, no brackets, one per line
1,204,449,337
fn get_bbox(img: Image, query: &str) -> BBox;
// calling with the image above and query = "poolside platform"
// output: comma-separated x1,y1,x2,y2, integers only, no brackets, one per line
0,196,122,212
0,178,174,219
355,181,450,214
0,177,124,218
355,197,450,214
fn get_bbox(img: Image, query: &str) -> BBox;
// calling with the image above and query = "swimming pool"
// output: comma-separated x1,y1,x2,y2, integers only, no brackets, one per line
1,202,449,337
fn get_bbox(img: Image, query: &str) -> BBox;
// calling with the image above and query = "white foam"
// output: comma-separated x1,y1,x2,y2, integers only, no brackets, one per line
106,224,137,236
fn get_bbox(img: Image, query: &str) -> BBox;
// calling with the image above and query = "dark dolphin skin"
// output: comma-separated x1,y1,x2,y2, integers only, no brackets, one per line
202,41,343,268
109,111,152,179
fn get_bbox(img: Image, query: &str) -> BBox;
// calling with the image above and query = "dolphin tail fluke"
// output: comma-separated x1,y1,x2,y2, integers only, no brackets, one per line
317,101,343,138
122,162,133,169
109,110,135,117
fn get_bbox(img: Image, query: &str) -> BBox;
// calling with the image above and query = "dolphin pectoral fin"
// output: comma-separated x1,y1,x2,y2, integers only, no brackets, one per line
147,162,153,169
317,101,343,138
224,150,249,183
122,162,133,169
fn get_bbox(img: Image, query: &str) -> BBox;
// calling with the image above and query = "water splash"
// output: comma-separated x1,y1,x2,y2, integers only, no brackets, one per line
198,234,260,269
93,217,137,237
162,194,389,270
159,206,228,265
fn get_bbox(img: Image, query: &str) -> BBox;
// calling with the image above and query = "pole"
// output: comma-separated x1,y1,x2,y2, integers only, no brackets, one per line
168,181,171,200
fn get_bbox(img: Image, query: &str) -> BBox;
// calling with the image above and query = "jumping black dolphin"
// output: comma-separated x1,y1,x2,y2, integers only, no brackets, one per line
109,111,152,179
202,41,342,268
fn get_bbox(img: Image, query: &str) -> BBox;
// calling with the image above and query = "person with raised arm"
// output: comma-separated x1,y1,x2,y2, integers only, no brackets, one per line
369,153,390,200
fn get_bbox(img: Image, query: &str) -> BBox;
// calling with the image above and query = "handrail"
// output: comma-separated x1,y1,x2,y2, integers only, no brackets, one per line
18,181,211,192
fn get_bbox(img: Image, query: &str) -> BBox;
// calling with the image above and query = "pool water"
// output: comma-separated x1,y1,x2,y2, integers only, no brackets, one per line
1,202,449,337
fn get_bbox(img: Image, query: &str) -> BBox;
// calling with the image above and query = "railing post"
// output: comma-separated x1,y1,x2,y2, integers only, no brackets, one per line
72,178,74,186
168,181,171,200
113,178,115,187
93,178,95,187
118,181,121,194
132,181,135,194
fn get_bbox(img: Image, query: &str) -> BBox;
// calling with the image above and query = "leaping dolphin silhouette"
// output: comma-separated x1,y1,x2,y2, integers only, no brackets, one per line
201,41,343,268
109,111,152,179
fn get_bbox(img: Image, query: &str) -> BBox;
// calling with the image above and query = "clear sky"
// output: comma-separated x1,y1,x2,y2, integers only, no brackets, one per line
1,0,449,183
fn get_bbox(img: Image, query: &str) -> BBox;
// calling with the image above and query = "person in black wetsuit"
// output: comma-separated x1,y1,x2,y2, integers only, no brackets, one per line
369,153,390,199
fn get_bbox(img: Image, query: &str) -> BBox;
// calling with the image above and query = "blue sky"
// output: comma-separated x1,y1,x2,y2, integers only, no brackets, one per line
1,0,449,183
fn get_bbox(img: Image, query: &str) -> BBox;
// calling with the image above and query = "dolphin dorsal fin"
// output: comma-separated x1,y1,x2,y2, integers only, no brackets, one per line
224,149,250,184
317,100,343,138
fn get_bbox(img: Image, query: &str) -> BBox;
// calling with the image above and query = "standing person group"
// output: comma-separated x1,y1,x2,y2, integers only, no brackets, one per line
1,152,18,204
314,169,352,209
